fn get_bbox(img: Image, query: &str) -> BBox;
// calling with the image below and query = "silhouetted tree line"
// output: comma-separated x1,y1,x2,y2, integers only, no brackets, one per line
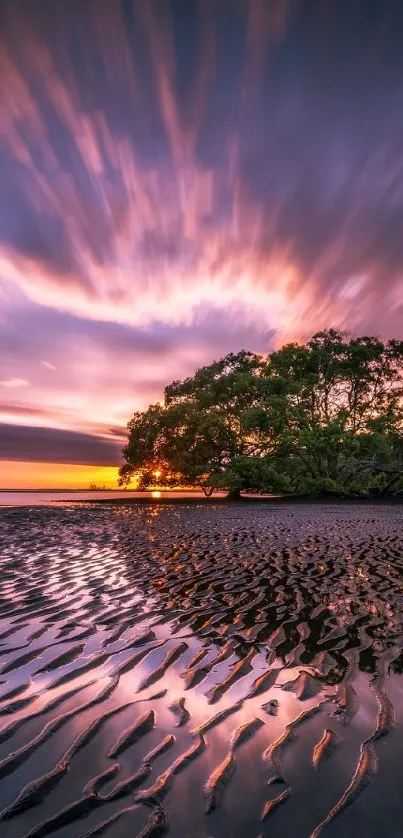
120,330,403,498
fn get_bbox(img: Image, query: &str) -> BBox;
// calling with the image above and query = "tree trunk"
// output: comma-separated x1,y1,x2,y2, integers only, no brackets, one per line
200,485,214,497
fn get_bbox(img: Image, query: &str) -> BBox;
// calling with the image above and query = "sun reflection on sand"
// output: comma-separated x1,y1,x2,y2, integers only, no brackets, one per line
1,504,403,836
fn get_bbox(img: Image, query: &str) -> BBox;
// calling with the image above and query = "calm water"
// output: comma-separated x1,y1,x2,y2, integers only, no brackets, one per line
0,491,227,507
0,503,402,837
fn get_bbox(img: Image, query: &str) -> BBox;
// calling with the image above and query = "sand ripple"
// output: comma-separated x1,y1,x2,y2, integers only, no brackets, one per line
0,502,402,836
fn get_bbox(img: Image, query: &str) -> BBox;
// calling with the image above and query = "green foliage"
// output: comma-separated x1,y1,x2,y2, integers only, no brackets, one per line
120,332,403,497
218,455,292,494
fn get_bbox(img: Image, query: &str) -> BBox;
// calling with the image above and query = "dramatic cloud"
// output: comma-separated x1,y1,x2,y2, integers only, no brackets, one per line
0,295,273,458
0,423,122,466
0,0,402,477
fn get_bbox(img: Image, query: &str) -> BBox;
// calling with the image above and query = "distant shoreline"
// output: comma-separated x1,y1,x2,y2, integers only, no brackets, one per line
0,489,401,509
0,488,201,493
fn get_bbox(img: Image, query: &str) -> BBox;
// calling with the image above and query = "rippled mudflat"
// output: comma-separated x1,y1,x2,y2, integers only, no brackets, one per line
0,503,403,838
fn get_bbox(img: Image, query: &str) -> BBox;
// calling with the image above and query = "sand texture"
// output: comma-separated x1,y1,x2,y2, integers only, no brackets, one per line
0,502,402,837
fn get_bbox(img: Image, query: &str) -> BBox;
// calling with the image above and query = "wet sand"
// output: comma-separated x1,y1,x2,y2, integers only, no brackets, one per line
0,502,403,837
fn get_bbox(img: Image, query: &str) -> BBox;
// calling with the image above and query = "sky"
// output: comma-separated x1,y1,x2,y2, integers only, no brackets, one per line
1,0,403,488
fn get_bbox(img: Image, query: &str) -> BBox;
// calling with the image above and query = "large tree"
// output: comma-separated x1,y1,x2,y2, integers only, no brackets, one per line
120,332,403,497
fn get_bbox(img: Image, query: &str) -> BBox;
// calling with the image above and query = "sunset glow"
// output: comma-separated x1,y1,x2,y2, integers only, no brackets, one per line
0,462,121,491
1,1,402,486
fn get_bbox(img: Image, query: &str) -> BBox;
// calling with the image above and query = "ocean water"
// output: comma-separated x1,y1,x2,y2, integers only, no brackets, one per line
0,490,225,507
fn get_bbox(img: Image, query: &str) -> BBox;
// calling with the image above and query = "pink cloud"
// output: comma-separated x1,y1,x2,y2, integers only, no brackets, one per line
0,378,29,388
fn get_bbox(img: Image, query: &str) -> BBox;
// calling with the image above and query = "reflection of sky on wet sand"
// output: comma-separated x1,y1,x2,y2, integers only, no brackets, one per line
1,503,403,836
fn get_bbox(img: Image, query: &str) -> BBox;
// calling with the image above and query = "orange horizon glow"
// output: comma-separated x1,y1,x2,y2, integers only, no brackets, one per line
0,461,122,490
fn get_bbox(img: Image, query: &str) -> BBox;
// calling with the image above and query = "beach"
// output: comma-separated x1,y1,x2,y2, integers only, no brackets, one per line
0,502,403,837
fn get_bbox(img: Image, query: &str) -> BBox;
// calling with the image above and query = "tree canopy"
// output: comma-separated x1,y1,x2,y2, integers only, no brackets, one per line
120,330,403,498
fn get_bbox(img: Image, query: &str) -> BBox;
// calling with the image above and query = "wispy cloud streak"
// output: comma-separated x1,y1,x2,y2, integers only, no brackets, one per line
0,0,402,469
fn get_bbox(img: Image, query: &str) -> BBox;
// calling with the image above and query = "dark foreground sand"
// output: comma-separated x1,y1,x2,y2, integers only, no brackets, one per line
0,502,402,838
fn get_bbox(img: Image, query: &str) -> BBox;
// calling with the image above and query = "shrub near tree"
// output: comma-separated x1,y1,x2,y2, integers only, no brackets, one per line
119,331,403,498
